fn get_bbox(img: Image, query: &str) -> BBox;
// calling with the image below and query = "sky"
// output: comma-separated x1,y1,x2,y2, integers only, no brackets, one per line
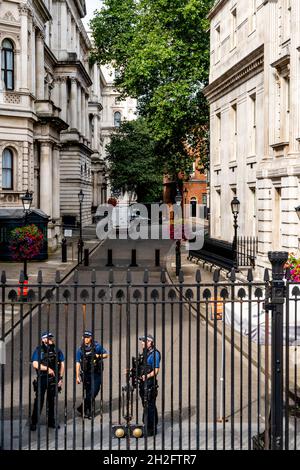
82,0,103,29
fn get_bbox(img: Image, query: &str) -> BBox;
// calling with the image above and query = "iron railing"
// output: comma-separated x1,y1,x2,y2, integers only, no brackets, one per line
0,252,299,450
237,237,258,268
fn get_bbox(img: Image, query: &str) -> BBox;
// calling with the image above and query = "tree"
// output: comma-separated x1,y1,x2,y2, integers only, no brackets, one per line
91,0,213,179
106,118,163,202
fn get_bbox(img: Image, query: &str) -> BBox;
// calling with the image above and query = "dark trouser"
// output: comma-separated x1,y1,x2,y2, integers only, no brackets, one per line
83,373,102,414
139,381,158,434
31,375,56,426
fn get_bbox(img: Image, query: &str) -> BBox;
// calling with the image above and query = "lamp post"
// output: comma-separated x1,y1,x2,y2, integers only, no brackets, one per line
21,189,33,280
78,189,84,263
175,187,182,276
231,196,240,270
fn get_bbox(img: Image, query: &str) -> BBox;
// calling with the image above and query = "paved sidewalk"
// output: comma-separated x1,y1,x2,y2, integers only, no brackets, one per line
0,225,101,285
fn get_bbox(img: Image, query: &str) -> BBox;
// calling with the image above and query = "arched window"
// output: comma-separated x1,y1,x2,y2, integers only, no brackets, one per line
114,111,121,128
2,148,13,189
190,197,197,218
1,39,14,90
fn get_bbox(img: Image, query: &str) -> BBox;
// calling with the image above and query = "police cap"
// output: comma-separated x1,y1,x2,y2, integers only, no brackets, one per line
83,330,93,338
41,331,54,340
138,334,154,342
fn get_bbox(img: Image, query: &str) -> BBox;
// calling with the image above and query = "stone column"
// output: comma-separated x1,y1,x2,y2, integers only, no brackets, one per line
82,91,86,138
85,95,89,142
40,142,53,218
36,31,45,100
60,77,67,122
19,4,29,92
93,114,99,150
52,78,60,108
77,85,82,134
70,78,78,130
60,0,68,51
52,145,60,220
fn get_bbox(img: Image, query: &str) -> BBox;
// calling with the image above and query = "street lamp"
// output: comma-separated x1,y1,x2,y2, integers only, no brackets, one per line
21,189,33,279
78,190,84,263
231,196,240,270
175,187,182,277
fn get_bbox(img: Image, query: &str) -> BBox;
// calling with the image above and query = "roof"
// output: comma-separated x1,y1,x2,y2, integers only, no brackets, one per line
0,209,49,220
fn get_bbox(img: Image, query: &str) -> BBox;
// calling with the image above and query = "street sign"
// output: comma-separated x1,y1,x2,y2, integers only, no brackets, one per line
64,229,73,237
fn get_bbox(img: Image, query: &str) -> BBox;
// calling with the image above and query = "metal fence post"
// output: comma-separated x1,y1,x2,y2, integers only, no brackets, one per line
61,238,67,263
268,251,288,450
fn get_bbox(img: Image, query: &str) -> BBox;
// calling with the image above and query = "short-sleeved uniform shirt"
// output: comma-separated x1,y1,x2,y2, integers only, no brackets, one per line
147,349,161,370
31,345,64,375
76,342,108,364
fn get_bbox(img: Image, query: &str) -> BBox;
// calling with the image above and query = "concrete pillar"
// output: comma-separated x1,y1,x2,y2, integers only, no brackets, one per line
19,4,29,91
40,142,53,218
52,145,60,220
36,31,45,100
70,78,77,129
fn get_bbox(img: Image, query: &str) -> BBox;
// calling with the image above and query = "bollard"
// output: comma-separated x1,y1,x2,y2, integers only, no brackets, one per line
106,249,114,267
84,248,89,266
130,249,138,267
155,249,160,267
62,238,67,263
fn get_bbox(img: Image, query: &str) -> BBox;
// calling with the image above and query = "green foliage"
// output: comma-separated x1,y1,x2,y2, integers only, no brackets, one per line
91,0,213,178
106,118,163,202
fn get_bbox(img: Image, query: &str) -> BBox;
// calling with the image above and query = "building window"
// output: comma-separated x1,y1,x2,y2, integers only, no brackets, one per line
190,198,197,218
215,25,221,63
250,94,256,155
202,194,207,205
231,103,237,161
1,39,14,91
216,112,221,164
2,148,13,189
114,111,121,128
231,9,237,49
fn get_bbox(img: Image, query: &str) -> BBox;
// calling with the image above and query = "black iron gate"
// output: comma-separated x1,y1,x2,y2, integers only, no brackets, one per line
0,251,299,450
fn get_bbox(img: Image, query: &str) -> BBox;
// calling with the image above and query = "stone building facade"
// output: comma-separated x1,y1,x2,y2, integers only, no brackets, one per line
0,0,135,249
205,0,300,270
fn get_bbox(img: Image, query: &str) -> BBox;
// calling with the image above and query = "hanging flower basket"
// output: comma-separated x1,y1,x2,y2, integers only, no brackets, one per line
285,253,300,282
9,224,44,261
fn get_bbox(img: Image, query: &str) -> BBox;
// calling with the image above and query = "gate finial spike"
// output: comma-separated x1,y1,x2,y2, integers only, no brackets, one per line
91,269,96,284
178,270,184,283
229,268,236,282
195,269,201,283
19,271,25,283
160,269,166,283
264,268,270,282
213,269,220,283
109,269,114,284
73,270,79,284
143,269,149,284
55,270,60,284
1,271,6,284
127,269,132,284
247,268,254,282
37,270,43,284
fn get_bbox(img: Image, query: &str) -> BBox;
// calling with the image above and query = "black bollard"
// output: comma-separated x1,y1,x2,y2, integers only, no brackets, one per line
84,248,89,266
106,249,114,267
155,249,160,267
130,249,138,267
62,238,67,263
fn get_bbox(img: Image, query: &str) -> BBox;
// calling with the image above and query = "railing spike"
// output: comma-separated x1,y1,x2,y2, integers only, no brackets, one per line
19,271,25,283
73,270,79,284
37,270,43,284
178,270,184,283
195,269,201,283
109,269,114,285
247,268,254,282
229,268,236,282
264,268,270,282
127,269,132,284
55,270,60,284
1,271,6,284
213,269,220,283
160,269,166,284
91,269,96,284
143,269,149,284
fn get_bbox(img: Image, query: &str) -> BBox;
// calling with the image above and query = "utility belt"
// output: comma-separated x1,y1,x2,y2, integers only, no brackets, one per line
81,357,103,377
33,375,62,393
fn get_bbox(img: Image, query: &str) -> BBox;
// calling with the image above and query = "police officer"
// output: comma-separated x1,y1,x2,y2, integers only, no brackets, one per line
76,331,109,419
138,334,161,436
30,332,65,431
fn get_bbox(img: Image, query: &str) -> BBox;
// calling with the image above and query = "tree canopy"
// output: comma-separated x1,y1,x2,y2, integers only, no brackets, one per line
105,118,163,202
91,0,213,179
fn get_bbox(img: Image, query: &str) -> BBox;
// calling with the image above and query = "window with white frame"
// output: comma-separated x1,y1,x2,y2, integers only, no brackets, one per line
114,111,121,128
1,39,14,91
231,8,237,49
2,148,13,189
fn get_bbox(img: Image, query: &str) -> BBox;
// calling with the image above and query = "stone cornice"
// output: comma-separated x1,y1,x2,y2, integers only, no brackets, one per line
34,0,52,23
207,0,229,20
204,45,264,103
56,60,93,88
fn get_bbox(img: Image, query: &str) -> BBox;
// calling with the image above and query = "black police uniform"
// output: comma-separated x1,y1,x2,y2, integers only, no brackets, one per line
138,348,161,435
76,341,107,417
31,343,64,428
